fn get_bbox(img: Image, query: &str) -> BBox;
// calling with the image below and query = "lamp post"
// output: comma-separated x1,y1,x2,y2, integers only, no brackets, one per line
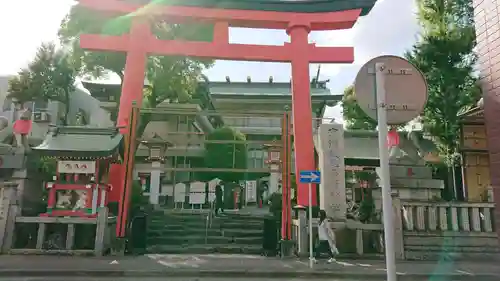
140,135,172,205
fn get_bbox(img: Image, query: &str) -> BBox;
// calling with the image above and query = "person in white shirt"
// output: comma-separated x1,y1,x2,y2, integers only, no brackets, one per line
312,210,338,263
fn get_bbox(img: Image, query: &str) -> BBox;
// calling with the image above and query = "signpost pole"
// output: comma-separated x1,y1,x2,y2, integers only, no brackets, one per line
375,62,397,281
299,170,320,269
308,182,313,269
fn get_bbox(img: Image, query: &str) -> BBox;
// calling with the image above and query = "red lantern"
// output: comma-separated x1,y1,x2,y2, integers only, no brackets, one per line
387,129,400,148
13,119,32,135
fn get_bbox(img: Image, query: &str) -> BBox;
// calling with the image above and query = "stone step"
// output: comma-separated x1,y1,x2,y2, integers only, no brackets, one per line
221,221,263,229
147,219,262,231
405,245,500,253
405,250,500,261
147,244,262,255
147,235,262,245
404,233,499,247
150,214,265,226
148,223,205,231
149,218,215,226
147,228,262,238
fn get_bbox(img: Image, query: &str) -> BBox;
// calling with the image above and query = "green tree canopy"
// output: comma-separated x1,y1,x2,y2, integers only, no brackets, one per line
341,85,377,130
8,42,76,125
204,127,248,183
58,5,214,130
404,0,480,165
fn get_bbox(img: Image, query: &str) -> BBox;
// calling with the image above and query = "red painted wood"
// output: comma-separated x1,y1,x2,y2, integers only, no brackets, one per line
107,164,123,203
288,25,317,206
80,34,354,63
115,20,150,132
77,0,361,31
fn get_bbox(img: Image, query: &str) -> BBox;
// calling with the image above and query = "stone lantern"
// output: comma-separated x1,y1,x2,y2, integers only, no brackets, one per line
140,134,172,205
263,140,282,195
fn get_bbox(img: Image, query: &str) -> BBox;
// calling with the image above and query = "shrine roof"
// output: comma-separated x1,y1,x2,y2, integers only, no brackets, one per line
128,0,377,16
458,106,484,125
32,126,123,158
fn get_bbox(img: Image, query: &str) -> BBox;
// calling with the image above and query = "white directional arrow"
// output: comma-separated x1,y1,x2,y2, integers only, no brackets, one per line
300,171,320,182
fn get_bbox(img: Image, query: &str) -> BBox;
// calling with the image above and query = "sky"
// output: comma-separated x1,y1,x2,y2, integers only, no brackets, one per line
0,0,420,121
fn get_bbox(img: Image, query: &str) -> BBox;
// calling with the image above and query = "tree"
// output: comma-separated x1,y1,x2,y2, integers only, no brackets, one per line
8,43,76,125
404,0,480,165
204,127,248,183
341,85,377,130
58,5,214,131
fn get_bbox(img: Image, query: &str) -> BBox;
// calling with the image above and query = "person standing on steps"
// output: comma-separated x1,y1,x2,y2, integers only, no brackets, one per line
215,182,224,216
312,210,338,263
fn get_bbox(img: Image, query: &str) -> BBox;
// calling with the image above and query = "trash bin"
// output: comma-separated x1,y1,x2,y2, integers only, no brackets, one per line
262,216,279,256
127,209,148,255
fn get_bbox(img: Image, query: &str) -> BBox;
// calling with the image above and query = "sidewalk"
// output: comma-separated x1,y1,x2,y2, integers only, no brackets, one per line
0,254,499,280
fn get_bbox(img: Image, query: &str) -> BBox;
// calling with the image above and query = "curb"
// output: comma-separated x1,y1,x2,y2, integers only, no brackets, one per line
0,270,498,280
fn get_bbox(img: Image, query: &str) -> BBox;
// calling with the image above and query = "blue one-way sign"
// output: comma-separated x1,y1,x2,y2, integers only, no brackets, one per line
299,170,321,184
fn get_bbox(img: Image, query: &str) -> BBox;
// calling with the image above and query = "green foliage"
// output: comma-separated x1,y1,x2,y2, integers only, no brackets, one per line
204,127,248,183
358,194,376,223
341,85,377,130
8,43,76,124
37,157,57,182
404,0,480,165
130,180,145,209
58,5,213,109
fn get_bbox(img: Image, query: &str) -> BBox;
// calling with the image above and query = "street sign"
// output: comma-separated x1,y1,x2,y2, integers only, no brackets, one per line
354,55,428,125
299,170,321,184
353,56,429,281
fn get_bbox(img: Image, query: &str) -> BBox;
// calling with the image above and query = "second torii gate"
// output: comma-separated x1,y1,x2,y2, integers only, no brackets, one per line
77,0,377,236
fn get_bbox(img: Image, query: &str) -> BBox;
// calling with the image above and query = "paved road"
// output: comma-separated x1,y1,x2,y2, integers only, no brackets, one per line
0,254,496,280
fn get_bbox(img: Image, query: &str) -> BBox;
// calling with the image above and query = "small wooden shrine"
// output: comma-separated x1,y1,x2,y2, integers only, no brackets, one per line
32,126,123,217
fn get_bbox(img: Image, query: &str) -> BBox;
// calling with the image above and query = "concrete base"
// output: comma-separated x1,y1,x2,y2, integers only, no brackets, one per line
280,239,296,258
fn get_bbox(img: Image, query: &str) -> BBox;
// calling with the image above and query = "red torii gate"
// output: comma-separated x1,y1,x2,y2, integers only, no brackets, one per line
77,0,366,237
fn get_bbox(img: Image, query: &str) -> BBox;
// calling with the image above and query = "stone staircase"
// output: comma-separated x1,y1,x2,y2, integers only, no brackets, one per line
147,210,265,254
403,232,500,261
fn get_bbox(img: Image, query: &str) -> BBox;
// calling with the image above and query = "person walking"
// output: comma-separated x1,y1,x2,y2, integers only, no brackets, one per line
215,183,224,216
312,210,338,263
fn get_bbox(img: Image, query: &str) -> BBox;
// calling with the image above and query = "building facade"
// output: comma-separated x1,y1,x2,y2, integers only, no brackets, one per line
473,0,500,234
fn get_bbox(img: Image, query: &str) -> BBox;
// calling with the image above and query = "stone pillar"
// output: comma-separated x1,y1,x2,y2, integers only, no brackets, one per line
269,172,279,195
294,206,308,256
317,123,346,220
391,192,405,260
149,161,161,205
0,182,18,253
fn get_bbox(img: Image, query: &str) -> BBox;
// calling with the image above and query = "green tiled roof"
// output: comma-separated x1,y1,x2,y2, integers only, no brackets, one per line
144,0,377,16
32,126,123,158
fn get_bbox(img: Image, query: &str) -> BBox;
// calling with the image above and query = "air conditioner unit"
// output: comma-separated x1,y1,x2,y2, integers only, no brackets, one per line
33,112,50,122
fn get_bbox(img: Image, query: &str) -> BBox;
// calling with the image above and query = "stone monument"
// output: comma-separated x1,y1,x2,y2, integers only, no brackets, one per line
317,123,346,220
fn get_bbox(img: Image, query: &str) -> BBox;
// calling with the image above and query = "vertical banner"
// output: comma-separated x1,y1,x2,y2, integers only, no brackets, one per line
116,103,140,237
245,181,257,203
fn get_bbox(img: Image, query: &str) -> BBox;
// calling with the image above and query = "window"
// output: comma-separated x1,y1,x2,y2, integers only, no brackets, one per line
176,116,192,132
